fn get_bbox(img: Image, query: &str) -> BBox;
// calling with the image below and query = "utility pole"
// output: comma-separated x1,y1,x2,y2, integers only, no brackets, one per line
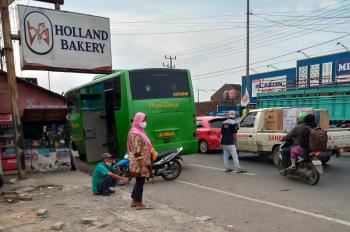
48,71,51,90
245,0,250,107
1,0,26,179
163,55,176,69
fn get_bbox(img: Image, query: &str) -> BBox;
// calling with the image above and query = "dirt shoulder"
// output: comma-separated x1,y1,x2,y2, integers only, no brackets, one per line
0,171,235,232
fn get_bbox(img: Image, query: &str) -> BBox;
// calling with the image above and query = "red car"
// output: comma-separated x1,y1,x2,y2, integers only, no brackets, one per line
196,116,226,153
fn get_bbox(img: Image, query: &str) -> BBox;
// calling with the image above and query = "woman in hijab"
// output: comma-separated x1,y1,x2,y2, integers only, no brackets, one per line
128,112,153,210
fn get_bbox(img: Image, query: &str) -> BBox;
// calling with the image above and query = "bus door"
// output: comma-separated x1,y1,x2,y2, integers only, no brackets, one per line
104,89,119,158
80,93,109,162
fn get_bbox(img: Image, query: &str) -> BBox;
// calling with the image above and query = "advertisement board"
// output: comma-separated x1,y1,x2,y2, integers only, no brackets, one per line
335,58,350,82
251,75,287,98
18,5,112,73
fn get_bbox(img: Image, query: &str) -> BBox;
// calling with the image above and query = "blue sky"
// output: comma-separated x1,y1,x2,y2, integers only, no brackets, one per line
10,0,350,100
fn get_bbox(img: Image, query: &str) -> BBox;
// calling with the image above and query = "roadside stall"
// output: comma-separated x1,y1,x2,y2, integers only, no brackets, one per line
22,106,72,172
0,114,17,174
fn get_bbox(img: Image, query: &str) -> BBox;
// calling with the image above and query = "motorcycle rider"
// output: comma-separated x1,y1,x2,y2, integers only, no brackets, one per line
281,113,317,172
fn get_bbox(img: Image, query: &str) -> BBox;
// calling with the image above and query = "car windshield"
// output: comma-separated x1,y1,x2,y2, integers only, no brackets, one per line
209,118,225,128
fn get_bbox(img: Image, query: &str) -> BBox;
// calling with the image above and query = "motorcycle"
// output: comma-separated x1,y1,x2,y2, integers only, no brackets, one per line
276,141,323,185
116,147,183,182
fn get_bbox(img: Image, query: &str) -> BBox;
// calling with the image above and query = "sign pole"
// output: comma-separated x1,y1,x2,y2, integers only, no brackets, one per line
1,0,27,179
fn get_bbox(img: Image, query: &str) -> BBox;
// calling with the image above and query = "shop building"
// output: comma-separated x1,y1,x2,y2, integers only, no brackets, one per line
242,51,350,124
196,84,241,116
0,71,71,174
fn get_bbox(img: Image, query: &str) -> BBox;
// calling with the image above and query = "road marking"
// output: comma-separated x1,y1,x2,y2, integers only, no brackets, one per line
188,163,255,176
331,161,350,164
175,180,350,227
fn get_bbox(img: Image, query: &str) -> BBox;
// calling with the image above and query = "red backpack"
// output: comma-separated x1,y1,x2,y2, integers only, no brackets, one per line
309,127,328,151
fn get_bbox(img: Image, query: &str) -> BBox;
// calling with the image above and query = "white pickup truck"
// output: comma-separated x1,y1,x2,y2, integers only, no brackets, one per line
236,108,350,165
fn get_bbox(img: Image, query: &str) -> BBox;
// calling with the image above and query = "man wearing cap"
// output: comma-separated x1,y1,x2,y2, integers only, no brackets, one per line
92,153,129,196
221,111,247,173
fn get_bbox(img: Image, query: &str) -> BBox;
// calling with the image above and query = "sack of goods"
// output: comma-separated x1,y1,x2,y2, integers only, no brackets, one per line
309,127,328,151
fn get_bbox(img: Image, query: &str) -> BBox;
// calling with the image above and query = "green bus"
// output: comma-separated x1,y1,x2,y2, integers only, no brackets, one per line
65,68,198,162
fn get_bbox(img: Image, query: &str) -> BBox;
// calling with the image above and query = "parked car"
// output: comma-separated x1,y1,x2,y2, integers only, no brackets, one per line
196,116,226,153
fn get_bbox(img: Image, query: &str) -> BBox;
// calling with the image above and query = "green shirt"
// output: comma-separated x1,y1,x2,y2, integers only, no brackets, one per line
92,162,116,193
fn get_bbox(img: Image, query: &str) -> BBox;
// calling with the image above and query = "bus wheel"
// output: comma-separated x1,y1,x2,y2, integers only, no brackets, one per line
199,141,209,154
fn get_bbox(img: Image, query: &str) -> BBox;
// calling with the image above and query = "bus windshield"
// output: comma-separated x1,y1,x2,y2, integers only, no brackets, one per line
129,70,190,100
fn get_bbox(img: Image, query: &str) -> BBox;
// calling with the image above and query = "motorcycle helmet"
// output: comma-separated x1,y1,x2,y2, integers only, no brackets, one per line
297,111,308,123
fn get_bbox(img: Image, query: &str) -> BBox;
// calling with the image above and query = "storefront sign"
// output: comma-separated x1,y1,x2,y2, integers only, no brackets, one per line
18,5,112,73
336,58,350,82
0,114,13,124
252,76,287,97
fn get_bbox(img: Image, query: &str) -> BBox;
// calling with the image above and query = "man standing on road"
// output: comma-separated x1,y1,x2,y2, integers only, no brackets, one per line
221,111,247,173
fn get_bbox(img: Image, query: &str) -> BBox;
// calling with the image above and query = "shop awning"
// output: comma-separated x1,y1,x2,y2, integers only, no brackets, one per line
22,107,70,122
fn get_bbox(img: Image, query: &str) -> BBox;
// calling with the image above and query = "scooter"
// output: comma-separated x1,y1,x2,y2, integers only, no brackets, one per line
276,141,323,185
116,147,183,181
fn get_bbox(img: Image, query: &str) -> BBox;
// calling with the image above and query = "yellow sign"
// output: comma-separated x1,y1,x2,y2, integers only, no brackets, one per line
173,91,189,97
149,103,180,109
159,131,176,137
71,123,80,128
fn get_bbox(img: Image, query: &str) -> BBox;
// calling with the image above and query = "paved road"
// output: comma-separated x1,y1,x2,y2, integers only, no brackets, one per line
129,153,350,232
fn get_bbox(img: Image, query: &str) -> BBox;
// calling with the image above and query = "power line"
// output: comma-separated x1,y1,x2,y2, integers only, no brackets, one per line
176,5,350,65
140,0,348,68
192,33,350,79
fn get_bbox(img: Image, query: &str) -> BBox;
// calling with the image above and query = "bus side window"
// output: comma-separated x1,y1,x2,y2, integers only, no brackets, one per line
103,77,121,110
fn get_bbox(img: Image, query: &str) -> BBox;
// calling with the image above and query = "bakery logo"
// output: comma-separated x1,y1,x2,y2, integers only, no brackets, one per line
23,11,54,55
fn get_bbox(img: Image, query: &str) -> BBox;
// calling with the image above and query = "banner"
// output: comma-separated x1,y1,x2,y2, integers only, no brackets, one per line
240,87,250,106
18,5,112,74
251,75,287,97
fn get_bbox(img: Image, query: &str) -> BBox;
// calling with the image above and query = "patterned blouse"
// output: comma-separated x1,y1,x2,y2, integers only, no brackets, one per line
129,134,152,177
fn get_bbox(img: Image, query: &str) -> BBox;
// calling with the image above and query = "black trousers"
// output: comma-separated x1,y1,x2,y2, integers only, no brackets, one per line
281,147,291,169
131,177,145,202
97,176,117,194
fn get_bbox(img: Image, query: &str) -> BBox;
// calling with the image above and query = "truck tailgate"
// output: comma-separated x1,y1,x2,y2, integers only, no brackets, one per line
327,128,350,149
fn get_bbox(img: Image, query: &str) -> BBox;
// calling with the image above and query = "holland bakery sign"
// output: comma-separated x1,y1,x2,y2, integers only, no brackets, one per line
18,5,112,73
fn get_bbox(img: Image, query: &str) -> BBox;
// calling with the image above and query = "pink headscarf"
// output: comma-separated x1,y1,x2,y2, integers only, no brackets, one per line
128,112,154,153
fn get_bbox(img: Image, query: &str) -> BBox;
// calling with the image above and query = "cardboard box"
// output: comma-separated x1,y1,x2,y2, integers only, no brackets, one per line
314,109,330,129
265,109,283,131
283,108,299,132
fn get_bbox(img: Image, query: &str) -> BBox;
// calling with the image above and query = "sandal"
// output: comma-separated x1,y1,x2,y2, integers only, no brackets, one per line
135,203,153,210
131,200,137,208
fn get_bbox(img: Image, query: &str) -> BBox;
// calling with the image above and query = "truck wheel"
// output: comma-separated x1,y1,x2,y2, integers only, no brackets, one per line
320,156,331,165
199,141,209,154
272,146,282,168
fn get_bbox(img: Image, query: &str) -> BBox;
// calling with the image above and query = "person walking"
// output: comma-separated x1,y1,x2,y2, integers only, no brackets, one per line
128,112,154,210
221,111,247,173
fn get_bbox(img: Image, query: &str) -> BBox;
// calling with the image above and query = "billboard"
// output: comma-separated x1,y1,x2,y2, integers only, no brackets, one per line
18,5,112,74
336,58,350,82
251,75,287,98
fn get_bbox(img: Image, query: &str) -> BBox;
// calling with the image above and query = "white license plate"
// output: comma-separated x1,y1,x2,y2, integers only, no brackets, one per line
312,160,323,174
312,160,322,166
